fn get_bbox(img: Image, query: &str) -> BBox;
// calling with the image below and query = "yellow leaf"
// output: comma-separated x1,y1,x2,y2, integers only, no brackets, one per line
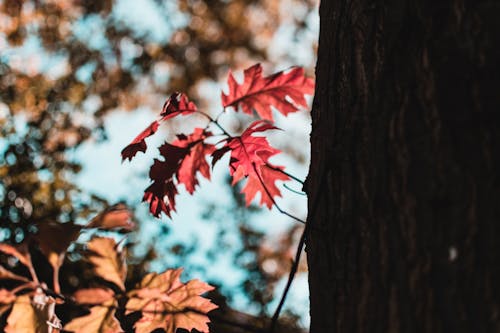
87,237,126,291
64,299,123,333
5,295,51,333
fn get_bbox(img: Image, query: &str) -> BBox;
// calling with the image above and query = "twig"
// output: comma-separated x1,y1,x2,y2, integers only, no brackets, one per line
269,229,306,333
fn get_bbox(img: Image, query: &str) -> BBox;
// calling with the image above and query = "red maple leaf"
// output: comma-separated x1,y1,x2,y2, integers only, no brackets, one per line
213,121,290,208
121,121,159,162
121,92,197,162
143,129,214,218
173,128,215,194
221,64,315,121
160,92,197,119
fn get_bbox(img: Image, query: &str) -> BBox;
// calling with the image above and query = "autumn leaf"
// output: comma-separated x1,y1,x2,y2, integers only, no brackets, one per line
143,143,189,218
126,268,217,333
64,299,123,333
160,92,197,119
86,237,127,291
86,204,134,231
221,64,314,121
36,222,82,274
121,120,159,162
5,294,54,333
213,121,290,208
72,288,115,305
173,128,216,194
121,92,197,162
143,129,214,217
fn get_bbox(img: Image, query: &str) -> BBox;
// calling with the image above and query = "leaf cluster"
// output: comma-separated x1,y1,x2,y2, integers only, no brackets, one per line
122,64,314,218
0,206,217,332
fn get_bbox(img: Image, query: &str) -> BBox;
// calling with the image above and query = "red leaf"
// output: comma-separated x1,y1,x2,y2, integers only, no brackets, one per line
144,144,189,218
121,121,159,162
173,128,215,194
121,93,197,162
217,121,290,208
160,92,197,119
222,64,314,121
143,129,215,218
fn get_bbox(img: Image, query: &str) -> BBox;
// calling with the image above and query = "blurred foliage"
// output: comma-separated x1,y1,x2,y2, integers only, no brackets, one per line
0,0,316,327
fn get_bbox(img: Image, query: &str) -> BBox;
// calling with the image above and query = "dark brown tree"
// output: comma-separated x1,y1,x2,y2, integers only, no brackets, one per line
306,1,500,332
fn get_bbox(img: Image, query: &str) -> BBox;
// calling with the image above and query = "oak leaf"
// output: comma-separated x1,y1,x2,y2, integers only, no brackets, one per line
160,92,197,119
143,129,214,217
221,64,314,121
173,128,216,194
86,237,126,291
121,120,159,162
64,299,123,333
5,294,54,333
213,121,290,208
121,92,197,162
143,143,189,218
126,268,217,333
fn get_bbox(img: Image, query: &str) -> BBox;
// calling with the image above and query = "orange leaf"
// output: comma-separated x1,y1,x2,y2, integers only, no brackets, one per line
126,268,217,333
73,288,115,305
5,294,55,333
64,299,123,333
222,64,314,121
87,237,126,291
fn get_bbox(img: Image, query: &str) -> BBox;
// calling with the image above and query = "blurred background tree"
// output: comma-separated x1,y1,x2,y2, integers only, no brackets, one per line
0,0,317,330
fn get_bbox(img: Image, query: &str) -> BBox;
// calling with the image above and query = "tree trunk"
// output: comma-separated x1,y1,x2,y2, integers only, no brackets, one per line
305,1,500,332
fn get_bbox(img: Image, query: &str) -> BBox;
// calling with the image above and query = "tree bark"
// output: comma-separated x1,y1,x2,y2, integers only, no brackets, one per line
305,1,500,332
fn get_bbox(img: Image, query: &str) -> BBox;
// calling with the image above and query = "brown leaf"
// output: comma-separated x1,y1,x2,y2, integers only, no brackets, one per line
64,299,123,333
73,288,115,305
5,294,52,333
87,237,127,291
126,268,217,333
36,222,82,272
86,204,134,231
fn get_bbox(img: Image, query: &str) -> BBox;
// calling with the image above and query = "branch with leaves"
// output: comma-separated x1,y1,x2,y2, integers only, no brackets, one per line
122,63,314,220
122,64,314,332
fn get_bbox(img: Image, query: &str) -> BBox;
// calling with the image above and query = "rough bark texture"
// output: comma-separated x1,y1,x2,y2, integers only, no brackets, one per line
305,1,500,332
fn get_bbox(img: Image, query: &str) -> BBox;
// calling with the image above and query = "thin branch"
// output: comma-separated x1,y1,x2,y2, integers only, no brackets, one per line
269,228,306,333
283,183,307,196
266,164,304,185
